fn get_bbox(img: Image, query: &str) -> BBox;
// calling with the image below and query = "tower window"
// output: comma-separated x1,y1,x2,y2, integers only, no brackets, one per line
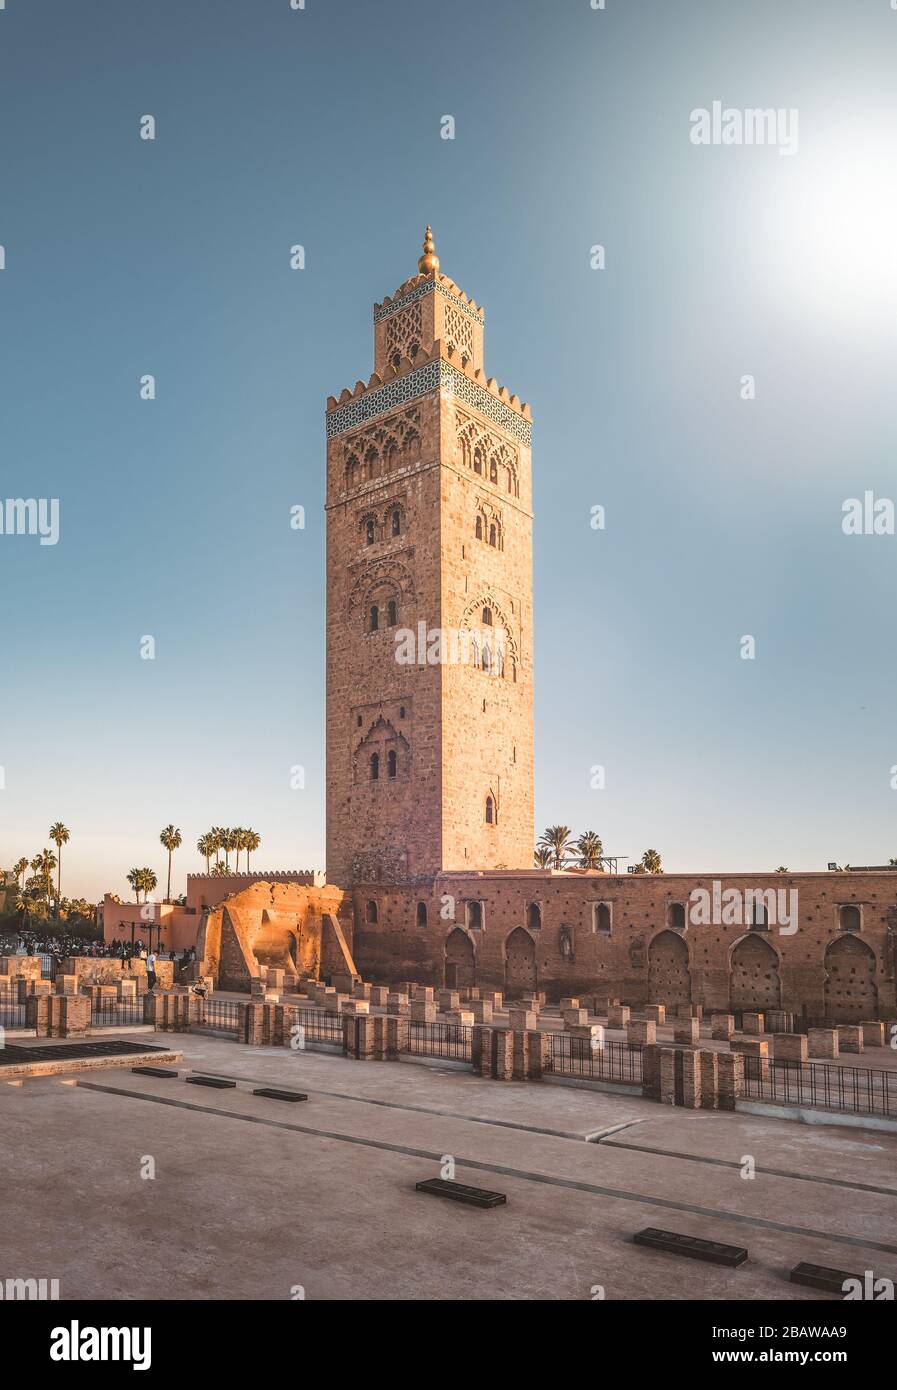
365,900,378,924
356,714,362,727
488,524,497,547
527,902,542,931
365,517,376,545
387,749,397,778
490,460,498,483
482,607,493,625
399,706,406,718
475,516,483,540
485,795,494,824
482,644,491,673
387,599,397,627
467,900,484,930
474,448,484,475
391,508,401,536
416,900,428,928
370,752,379,780
668,902,686,930
369,605,379,632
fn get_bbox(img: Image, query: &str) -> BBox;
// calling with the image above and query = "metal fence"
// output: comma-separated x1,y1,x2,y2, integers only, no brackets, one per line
195,998,244,1036
549,1034,643,1083
408,1019,473,1061
0,990,27,1028
742,1057,897,1118
291,1007,344,1045
38,954,58,980
90,998,145,1028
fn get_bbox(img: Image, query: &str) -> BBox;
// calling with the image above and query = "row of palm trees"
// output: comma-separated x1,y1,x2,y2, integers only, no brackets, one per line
195,827,261,875
8,821,264,916
4,823,92,927
128,825,263,904
534,826,663,874
126,867,159,903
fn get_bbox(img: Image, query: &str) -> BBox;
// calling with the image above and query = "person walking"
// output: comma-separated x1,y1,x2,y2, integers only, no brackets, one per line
146,949,158,992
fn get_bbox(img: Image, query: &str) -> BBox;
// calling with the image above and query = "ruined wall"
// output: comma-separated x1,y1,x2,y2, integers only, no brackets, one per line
350,869,897,1021
195,881,353,992
186,872,323,913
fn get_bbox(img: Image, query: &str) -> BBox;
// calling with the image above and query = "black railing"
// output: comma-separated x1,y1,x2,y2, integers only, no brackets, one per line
408,1020,473,1061
549,1034,643,1083
0,990,27,1028
290,1008,344,1045
195,998,244,1035
742,1057,897,1117
38,954,58,980
90,999,145,1027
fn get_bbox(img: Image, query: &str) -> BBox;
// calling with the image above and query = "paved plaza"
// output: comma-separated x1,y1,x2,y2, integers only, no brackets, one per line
3,1032,896,1301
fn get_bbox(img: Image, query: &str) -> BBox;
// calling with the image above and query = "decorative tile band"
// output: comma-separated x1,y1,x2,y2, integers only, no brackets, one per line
326,360,531,446
374,279,484,326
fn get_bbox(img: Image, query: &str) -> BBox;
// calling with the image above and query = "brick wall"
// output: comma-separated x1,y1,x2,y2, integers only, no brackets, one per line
349,869,897,1020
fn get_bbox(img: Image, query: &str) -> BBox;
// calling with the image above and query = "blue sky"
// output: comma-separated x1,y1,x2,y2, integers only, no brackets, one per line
2,0,897,900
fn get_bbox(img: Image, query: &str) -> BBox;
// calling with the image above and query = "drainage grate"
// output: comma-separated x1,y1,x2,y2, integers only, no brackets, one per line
0,1040,169,1068
633,1228,747,1267
131,1066,180,1078
790,1261,855,1294
415,1178,507,1208
185,1076,237,1089
252,1087,308,1103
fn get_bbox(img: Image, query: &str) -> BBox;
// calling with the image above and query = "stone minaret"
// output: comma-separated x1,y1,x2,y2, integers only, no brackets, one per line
325,229,534,886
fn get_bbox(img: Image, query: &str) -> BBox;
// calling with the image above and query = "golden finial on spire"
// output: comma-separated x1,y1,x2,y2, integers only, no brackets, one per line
418,224,440,275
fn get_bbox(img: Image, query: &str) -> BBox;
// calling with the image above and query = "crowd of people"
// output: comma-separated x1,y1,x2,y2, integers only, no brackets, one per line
5,933,199,979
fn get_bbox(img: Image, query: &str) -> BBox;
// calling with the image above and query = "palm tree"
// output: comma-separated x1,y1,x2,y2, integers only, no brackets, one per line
14,890,33,930
126,868,142,904
197,833,214,872
533,845,553,868
244,829,260,869
159,824,182,901
775,865,789,874
537,825,574,870
210,826,229,868
34,849,57,906
232,827,245,873
48,822,70,906
574,830,604,869
641,849,663,874
13,857,28,887
211,822,230,867
140,867,158,902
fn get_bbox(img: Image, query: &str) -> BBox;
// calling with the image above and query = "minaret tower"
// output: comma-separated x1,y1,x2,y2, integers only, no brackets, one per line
325,229,534,885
